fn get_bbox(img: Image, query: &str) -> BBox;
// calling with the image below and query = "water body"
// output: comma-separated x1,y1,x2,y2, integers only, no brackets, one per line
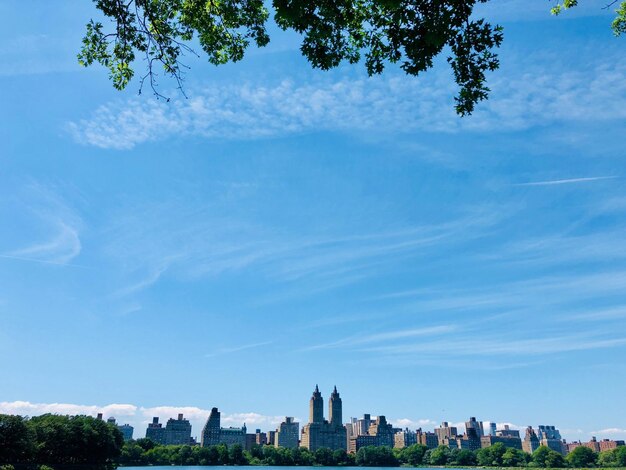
128,467,455,470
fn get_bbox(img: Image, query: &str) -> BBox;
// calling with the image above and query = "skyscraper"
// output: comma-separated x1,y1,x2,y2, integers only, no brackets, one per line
329,386,342,428
310,384,324,423
201,408,221,446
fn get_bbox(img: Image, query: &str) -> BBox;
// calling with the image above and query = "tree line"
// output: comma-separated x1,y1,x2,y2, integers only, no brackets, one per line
0,414,123,469
117,439,626,468
2,414,626,469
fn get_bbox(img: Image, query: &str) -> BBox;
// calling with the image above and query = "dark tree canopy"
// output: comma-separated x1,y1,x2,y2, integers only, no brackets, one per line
80,1,624,116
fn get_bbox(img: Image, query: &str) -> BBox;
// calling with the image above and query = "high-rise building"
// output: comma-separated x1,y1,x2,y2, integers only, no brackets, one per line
245,433,257,450
164,414,192,445
329,387,342,428
118,424,134,441
201,407,246,447
416,428,439,449
348,414,372,437
255,429,267,446
465,417,484,439
599,439,625,451
104,416,133,441
266,430,276,446
368,416,394,447
394,428,417,449
435,422,458,445
537,425,566,455
310,384,324,423
489,422,497,437
146,417,166,444
301,385,347,452
348,415,394,453
481,435,522,450
276,417,299,449
497,425,520,438
201,408,221,446
523,427,540,454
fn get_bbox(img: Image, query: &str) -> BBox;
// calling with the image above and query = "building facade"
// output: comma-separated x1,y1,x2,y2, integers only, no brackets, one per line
164,414,193,445
201,407,246,447
416,428,439,449
276,417,299,449
435,422,458,445
394,429,417,449
523,427,540,454
481,435,523,450
255,429,267,446
146,417,166,444
599,439,626,451
538,425,566,456
347,415,394,453
118,424,134,441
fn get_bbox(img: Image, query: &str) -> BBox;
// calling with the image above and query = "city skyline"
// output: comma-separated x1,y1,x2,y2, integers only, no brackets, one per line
2,383,624,443
1,0,626,447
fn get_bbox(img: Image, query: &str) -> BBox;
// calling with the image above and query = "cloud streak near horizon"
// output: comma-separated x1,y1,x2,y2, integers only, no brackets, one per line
66,57,626,150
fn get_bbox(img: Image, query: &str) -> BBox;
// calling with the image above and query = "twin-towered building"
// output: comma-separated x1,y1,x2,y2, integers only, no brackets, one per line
301,385,347,451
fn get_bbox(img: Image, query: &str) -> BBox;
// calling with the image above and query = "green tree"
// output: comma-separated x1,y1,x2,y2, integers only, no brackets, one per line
450,448,477,466
119,441,147,465
427,445,451,466
396,444,428,466
477,442,506,466
314,447,335,466
502,447,529,467
0,414,35,464
532,446,566,468
228,443,247,465
566,446,597,468
292,447,314,466
332,448,350,466
27,414,123,466
597,446,626,467
355,446,398,466
134,437,157,451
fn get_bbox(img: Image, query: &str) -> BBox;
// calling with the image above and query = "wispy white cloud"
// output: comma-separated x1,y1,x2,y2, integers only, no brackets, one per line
205,341,273,358
514,176,619,187
302,325,456,351
2,183,83,266
101,201,502,297
362,333,626,357
592,427,626,435
7,220,81,265
67,57,626,149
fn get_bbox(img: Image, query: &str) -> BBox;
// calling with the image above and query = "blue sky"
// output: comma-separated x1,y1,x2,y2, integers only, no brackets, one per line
1,0,626,443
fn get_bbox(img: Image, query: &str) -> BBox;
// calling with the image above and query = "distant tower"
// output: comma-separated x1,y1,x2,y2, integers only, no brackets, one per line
309,385,324,423
329,386,342,428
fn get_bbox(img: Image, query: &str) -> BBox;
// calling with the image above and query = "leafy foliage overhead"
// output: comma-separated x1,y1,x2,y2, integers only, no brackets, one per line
80,1,624,116
80,0,505,116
